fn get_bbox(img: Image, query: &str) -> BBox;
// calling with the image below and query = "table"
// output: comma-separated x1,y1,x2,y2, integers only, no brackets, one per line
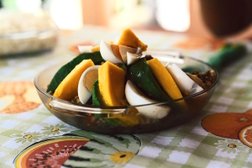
0,26,252,168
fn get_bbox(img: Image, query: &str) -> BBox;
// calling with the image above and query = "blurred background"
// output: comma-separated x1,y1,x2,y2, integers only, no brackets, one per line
1,0,251,39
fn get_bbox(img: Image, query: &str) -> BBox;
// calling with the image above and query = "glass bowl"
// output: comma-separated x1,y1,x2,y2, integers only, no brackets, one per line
34,53,218,134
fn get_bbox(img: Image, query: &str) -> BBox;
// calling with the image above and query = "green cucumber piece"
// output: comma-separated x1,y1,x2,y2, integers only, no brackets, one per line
127,58,170,101
182,43,247,73
208,43,247,71
47,52,104,93
91,80,103,107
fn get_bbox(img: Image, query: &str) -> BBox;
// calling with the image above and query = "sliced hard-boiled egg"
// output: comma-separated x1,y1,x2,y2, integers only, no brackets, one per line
78,45,100,53
78,65,100,104
166,64,203,95
127,52,139,65
78,45,93,53
100,40,122,63
125,80,170,119
118,45,137,63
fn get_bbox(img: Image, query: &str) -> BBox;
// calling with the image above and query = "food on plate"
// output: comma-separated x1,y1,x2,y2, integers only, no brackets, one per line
47,28,216,119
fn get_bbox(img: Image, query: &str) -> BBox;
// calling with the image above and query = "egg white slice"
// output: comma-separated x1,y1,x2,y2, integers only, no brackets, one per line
78,45,93,53
118,45,137,63
125,80,170,119
100,40,122,63
166,64,203,95
126,52,139,65
78,65,100,104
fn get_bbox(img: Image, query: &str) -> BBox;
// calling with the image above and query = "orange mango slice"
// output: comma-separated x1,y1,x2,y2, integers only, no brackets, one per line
53,59,94,100
118,28,147,51
147,58,183,100
98,61,126,106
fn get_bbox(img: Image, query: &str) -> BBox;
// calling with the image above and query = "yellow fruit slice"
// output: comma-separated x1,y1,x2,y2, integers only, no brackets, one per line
239,125,252,147
147,58,183,100
118,28,147,51
53,59,94,100
98,61,126,106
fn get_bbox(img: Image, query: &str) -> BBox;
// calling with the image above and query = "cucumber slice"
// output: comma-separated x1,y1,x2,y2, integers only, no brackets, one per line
208,43,247,71
92,80,103,107
47,52,104,93
127,58,170,101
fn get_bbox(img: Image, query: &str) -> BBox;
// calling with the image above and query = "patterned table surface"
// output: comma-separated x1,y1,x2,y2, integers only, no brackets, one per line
1,26,252,168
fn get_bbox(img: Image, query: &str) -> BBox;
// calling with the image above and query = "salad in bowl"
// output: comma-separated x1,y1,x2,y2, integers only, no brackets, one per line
34,29,218,134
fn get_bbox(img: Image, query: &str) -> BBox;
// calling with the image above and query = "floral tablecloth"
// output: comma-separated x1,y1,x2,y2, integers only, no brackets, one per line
1,26,252,168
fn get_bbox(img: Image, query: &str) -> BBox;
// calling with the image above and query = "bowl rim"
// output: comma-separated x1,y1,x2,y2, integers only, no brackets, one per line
34,53,219,114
